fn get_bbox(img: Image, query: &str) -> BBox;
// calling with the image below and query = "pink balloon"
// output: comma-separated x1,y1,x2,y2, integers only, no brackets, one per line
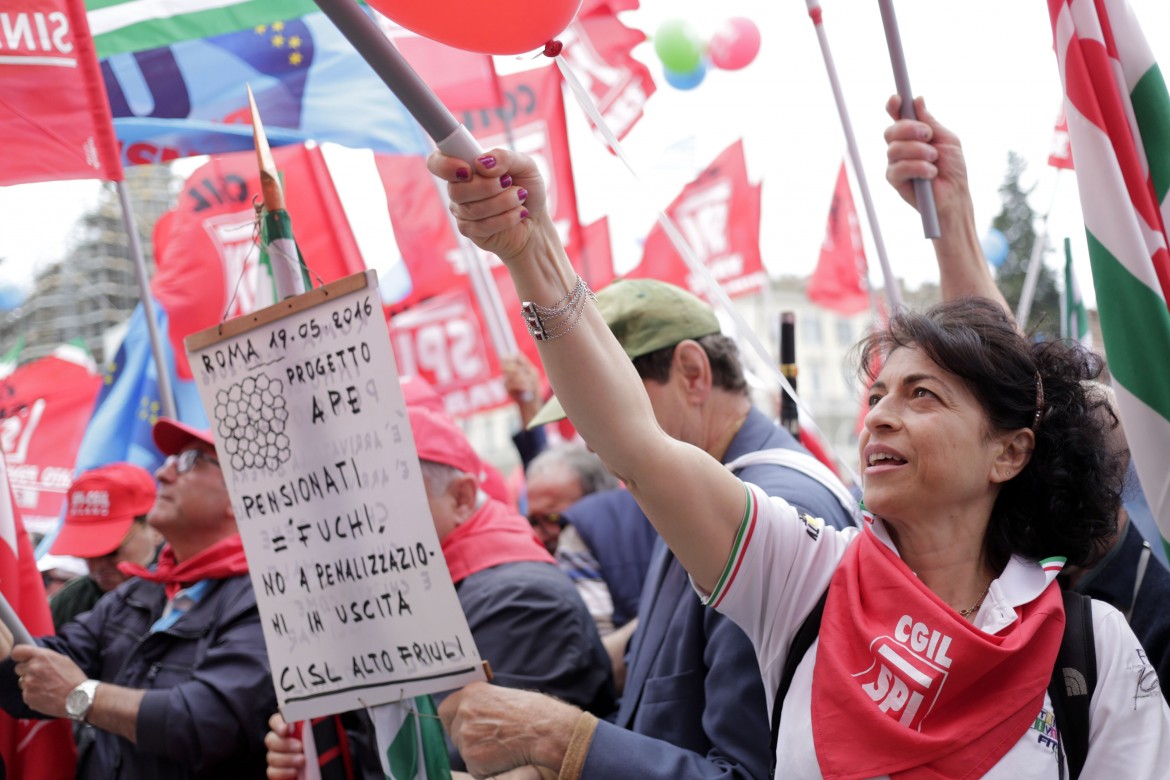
368,0,583,55
708,17,761,71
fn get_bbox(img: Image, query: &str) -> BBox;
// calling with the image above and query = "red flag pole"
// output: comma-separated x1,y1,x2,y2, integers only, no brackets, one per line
876,0,940,240
805,1,901,312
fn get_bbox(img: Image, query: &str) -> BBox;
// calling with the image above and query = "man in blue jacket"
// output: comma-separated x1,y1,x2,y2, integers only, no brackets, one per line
0,419,273,780
440,279,858,780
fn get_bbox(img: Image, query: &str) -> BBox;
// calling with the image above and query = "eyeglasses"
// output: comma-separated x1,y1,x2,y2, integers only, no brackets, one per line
165,448,220,475
527,512,565,530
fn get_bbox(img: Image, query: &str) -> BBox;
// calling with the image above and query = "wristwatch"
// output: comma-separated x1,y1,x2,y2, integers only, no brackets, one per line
65,679,101,722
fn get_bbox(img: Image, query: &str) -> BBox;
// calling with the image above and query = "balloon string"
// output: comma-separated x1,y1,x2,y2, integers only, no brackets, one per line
553,54,861,489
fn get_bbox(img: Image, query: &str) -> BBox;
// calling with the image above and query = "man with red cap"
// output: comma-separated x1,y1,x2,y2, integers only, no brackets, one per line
0,419,275,780
46,463,161,629
265,406,614,777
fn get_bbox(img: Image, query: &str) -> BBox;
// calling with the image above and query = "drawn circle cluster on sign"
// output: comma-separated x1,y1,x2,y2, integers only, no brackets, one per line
214,374,292,471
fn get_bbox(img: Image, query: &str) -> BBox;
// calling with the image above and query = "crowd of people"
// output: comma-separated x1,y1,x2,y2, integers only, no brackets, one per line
0,96,1167,780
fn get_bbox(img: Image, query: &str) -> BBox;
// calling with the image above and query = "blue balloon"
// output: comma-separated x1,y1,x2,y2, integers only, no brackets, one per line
981,228,1010,268
0,284,25,312
663,58,708,91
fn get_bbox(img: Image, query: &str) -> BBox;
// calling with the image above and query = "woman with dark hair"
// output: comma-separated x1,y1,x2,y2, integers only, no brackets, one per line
427,146,1170,778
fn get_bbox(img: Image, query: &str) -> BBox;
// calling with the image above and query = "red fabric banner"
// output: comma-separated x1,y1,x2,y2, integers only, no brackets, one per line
377,18,503,113
152,145,367,379
808,162,870,315
0,0,122,185
0,459,76,778
0,348,101,535
1047,110,1074,170
388,289,510,418
629,140,765,299
561,0,655,142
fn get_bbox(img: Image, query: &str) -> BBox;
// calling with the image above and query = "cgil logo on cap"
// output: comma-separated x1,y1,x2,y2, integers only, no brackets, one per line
70,490,111,518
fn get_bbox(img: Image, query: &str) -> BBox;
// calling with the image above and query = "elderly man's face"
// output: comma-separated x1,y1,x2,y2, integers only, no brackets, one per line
525,466,583,553
148,443,229,539
85,521,159,592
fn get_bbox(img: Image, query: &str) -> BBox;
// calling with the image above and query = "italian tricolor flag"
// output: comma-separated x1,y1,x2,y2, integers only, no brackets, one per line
1050,0,1170,545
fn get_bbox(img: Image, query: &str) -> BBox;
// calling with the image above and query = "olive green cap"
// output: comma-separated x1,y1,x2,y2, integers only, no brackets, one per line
527,279,720,428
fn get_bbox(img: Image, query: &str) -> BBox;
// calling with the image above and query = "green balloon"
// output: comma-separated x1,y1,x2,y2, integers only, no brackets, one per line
654,19,704,74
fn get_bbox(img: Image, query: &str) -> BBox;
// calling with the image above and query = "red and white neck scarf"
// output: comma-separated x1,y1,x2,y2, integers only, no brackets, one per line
811,524,1066,779
119,534,249,600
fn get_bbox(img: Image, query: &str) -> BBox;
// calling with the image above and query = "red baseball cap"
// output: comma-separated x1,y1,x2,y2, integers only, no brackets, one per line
407,407,480,476
400,376,446,415
49,463,157,558
153,418,216,457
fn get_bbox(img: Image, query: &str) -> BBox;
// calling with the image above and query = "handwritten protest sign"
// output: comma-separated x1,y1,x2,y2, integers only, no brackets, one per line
185,270,485,722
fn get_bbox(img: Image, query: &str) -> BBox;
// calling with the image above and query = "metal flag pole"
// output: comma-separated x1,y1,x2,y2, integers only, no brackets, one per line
118,180,177,420
311,0,517,358
876,0,940,240
1016,170,1063,327
805,1,902,310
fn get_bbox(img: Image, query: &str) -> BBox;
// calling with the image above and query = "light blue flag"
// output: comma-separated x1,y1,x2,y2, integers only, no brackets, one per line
73,302,209,475
101,11,429,167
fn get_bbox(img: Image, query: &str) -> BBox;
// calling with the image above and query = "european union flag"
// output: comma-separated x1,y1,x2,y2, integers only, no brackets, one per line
101,11,430,167
73,301,209,474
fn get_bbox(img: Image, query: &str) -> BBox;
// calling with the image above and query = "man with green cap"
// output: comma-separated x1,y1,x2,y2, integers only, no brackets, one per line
448,278,858,780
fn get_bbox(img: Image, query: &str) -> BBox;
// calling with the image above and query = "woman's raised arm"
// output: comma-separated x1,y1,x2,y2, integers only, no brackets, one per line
427,148,746,592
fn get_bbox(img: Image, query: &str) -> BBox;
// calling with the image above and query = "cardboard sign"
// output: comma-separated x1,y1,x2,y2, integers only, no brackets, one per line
185,270,484,722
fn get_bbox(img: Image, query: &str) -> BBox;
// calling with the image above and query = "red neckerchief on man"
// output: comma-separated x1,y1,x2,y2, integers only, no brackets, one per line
441,498,554,584
811,523,1066,779
119,534,249,600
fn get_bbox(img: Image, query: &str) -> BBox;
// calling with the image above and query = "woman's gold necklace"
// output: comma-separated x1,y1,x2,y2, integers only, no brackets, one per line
958,584,992,618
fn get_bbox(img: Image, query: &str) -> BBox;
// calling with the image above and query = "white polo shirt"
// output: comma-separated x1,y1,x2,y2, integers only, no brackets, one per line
697,483,1170,779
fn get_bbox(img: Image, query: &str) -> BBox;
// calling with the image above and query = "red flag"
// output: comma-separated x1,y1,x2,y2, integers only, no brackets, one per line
152,145,367,379
0,0,122,185
388,289,509,418
377,18,503,113
1047,109,1075,170
808,162,870,315
0,457,76,778
579,216,617,290
629,140,765,299
561,1,656,142
0,347,101,536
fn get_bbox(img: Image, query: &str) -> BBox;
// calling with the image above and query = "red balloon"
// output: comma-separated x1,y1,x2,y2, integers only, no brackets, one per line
368,0,583,55
708,17,761,71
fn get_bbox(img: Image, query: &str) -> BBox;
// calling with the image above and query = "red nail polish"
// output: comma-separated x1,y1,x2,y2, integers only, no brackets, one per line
517,188,528,202
455,167,470,181
500,174,513,189
477,155,497,169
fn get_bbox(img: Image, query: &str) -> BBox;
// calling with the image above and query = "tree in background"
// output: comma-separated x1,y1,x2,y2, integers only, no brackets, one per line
991,152,1061,339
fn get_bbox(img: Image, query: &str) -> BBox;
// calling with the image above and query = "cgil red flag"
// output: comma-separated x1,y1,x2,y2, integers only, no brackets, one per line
376,17,503,113
152,144,368,379
1047,109,1075,170
0,457,76,779
629,140,765,299
561,0,656,142
0,0,122,185
0,347,101,536
808,162,871,315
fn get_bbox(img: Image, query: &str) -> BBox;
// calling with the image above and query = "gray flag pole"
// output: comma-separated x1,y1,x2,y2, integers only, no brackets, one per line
877,0,940,240
0,590,34,646
119,180,178,421
311,0,518,358
805,0,901,310
1016,170,1063,327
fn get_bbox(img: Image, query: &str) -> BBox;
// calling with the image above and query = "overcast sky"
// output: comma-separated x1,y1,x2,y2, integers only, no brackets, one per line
3,0,1170,310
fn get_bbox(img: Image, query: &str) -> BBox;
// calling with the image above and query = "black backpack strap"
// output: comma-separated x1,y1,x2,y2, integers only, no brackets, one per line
1048,590,1097,780
768,588,828,780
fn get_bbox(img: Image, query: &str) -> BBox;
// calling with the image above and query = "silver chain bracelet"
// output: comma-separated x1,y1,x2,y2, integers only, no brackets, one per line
521,275,595,342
